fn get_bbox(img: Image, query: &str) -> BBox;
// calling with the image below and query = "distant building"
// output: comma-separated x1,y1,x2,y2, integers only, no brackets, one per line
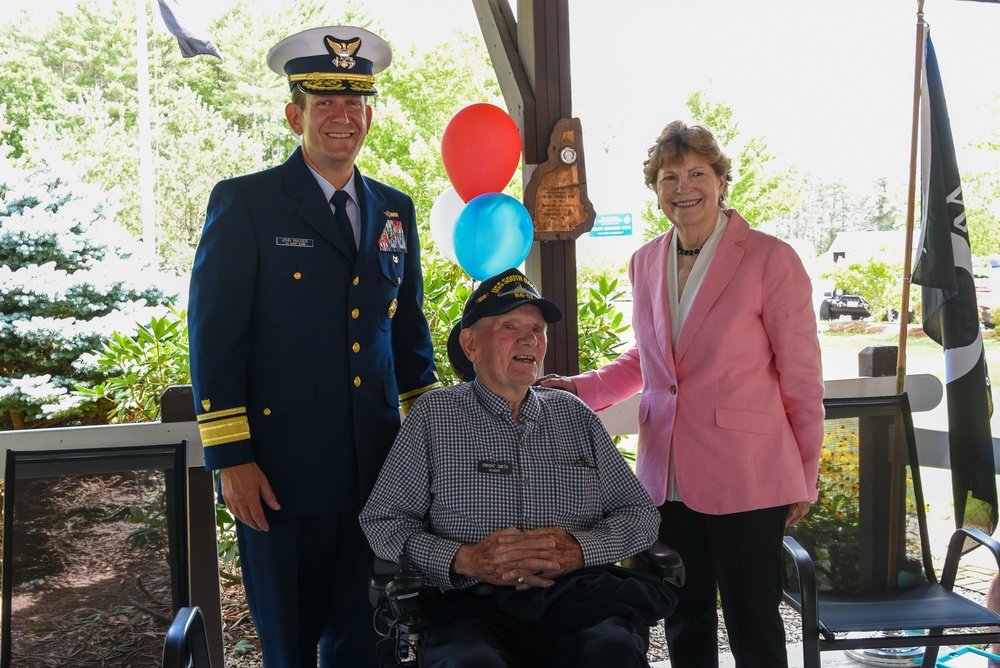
824,230,908,266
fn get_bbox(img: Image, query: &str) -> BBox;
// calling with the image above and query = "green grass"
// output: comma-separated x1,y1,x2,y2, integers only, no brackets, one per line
819,322,1000,354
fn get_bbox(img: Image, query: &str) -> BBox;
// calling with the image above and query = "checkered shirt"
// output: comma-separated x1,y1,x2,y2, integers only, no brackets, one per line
360,379,659,589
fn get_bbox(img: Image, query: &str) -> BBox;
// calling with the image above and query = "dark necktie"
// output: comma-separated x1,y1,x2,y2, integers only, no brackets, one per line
330,190,356,253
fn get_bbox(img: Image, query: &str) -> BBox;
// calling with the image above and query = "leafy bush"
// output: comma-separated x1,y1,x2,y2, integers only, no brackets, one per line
421,255,473,386
577,273,631,372
0,157,177,430
789,425,862,590
77,305,189,423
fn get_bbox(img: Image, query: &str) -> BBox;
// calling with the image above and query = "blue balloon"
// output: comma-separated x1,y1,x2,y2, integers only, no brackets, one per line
453,193,534,281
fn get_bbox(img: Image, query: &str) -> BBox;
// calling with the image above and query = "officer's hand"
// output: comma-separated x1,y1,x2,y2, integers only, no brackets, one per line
220,462,281,531
534,374,578,395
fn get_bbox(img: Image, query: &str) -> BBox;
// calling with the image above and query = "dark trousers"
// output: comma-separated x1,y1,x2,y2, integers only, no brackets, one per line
659,501,788,668
236,507,378,668
419,589,649,668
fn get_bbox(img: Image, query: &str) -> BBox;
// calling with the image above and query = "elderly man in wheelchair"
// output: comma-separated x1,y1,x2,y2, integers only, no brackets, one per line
360,269,679,668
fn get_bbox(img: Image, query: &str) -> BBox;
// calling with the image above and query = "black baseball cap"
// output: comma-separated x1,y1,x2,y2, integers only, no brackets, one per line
447,268,562,382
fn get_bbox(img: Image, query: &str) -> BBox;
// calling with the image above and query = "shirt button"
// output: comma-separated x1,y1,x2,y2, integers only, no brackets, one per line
262,408,271,416
352,342,360,353
523,477,529,487
353,276,359,286
293,272,302,280
670,385,677,395
353,376,361,387
351,308,360,319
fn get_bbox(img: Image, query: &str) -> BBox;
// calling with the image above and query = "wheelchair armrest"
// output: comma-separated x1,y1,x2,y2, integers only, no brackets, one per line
369,556,399,608
369,555,429,634
621,540,685,587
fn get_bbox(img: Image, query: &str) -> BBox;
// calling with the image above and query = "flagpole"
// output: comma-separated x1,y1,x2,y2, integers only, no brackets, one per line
136,0,156,261
896,0,926,395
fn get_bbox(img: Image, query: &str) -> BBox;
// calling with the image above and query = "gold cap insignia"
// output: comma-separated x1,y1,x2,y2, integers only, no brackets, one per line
326,36,360,69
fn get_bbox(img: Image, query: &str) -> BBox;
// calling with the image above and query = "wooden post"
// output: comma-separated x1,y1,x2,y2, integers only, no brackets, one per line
161,385,225,668
474,0,586,375
857,347,906,590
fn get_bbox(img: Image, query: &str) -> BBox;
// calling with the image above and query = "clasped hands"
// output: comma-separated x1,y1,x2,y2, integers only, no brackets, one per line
451,526,584,591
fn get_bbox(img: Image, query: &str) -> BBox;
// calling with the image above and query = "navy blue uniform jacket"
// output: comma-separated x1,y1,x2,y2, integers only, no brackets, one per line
189,148,440,513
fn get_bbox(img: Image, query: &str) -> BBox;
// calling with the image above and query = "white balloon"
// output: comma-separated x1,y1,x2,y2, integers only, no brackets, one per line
429,186,464,263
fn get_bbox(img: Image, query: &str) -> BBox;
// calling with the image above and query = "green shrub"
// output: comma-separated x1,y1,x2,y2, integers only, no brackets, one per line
577,273,631,372
77,305,190,423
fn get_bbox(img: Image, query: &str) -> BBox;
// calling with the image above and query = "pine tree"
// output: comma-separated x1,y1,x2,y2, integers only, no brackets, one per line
0,156,178,429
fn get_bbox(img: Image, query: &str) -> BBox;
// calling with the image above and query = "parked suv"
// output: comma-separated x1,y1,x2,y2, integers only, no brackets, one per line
819,289,871,321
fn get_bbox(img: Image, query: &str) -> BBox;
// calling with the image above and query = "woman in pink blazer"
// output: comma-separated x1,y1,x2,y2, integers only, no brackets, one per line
541,121,824,668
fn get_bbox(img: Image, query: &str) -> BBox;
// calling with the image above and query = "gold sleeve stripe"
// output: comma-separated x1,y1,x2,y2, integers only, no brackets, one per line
399,382,442,417
399,397,417,418
197,406,247,422
398,382,441,403
198,416,251,447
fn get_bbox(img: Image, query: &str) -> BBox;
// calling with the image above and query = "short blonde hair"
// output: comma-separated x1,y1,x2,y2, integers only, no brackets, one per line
643,121,733,204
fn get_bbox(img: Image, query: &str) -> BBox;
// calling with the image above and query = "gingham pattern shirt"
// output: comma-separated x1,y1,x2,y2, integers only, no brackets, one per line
360,380,659,590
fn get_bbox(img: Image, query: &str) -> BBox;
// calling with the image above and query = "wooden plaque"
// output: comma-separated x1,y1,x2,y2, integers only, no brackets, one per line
523,118,596,241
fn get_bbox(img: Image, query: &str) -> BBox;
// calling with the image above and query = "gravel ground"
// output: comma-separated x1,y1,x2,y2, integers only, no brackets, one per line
645,601,804,663
221,587,992,667
219,585,804,667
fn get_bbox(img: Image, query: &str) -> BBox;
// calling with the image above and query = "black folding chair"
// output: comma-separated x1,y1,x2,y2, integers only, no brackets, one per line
782,394,1000,668
1,442,189,668
162,606,212,668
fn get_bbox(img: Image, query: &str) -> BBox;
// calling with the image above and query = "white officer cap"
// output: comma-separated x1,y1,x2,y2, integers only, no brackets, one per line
267,26,392,96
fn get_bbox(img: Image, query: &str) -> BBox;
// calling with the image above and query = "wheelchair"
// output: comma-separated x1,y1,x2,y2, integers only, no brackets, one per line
369,543,684,668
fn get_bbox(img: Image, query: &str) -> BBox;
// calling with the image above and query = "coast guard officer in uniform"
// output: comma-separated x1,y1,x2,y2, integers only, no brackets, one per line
188,25,440,667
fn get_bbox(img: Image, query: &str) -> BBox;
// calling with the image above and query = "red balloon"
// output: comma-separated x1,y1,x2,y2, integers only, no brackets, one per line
441,104,521,202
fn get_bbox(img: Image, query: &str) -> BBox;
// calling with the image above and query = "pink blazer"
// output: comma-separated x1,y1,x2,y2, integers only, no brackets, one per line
575,211,824,514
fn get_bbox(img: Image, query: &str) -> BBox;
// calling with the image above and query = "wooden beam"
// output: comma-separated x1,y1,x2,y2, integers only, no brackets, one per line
518,0,578,375
475,0,580,375
472,0,534,144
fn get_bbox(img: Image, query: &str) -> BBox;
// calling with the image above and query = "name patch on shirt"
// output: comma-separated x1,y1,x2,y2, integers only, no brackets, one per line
477,460,513,475
276,237,314,248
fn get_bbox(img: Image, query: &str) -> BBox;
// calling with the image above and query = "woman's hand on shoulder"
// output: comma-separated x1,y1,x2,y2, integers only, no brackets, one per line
534,374,578,395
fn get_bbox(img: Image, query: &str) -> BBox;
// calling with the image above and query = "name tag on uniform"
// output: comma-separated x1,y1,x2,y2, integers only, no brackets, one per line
276,237,314,248
477,460,513,475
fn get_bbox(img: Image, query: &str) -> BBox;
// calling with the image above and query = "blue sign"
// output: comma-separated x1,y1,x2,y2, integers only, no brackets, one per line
589,213,633,237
